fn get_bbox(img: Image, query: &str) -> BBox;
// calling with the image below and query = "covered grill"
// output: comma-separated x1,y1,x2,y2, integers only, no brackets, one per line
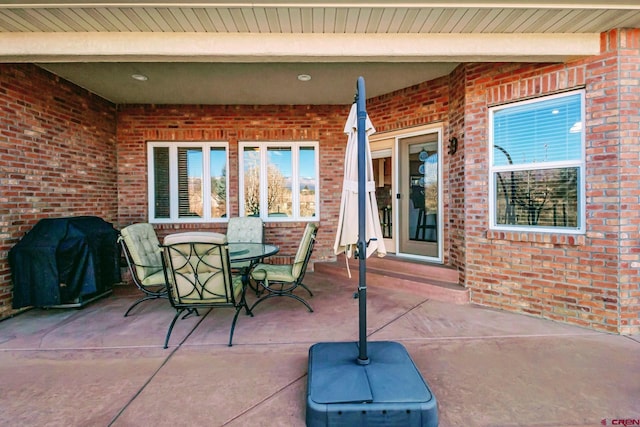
10,216,120,308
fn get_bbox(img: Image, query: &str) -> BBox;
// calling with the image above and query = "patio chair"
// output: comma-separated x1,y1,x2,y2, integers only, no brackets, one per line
161,232,251,348
226,216,264,270
119,223,168,317
249,222,318,312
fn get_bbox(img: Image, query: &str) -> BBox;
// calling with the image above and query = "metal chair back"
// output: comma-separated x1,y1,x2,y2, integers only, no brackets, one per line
161,231,251,348
119,223,168,316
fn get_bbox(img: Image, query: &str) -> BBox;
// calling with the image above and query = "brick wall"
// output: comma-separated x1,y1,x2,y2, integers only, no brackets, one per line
0,64,118,318
368,76,450,132
368,77,454,265
462,29,640,334
116,104,348,262
366,74,465,277
614,29,640,334
116,81,456,270
2,29,638,333
116,33,640,333
447,66,467,283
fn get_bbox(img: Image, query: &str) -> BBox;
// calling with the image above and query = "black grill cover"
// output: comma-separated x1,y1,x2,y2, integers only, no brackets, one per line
9,216,121,308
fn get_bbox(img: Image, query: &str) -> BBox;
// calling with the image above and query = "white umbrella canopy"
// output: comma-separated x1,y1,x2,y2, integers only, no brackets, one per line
333,103,386,268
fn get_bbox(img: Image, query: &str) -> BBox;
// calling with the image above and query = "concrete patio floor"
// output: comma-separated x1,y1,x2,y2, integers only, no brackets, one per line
0,271,638,427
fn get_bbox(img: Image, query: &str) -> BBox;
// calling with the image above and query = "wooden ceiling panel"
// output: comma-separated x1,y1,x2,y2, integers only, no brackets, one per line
0,6,638,34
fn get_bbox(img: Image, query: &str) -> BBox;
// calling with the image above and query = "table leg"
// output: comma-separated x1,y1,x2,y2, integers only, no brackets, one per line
239,268,254,316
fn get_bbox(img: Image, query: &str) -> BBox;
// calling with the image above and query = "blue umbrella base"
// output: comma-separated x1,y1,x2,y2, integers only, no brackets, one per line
306,341,438,427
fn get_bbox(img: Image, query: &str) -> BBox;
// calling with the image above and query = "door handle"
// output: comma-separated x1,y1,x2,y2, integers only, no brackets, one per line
396,194,401,199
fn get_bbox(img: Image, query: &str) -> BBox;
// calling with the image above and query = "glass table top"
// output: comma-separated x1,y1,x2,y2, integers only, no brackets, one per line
228,242,279,262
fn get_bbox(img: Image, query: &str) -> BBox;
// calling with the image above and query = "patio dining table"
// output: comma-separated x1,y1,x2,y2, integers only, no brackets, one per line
228,242,279,294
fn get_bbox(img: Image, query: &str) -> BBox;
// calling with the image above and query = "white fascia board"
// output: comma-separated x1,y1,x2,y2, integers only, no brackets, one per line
0,32,600,63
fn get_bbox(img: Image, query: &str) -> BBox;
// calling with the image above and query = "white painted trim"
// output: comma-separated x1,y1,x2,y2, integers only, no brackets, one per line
147,140,230,224
488,89,586,234
238,140,320,222
393,126,444,263
0,32,600,63
371,123,443,142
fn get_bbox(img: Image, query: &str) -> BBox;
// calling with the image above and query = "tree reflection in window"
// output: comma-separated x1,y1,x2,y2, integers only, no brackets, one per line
241,143,318,220
243,147,261,216
495,162,578,227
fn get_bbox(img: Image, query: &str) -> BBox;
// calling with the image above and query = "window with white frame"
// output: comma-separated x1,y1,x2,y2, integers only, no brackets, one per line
239,141,319,221
489,90,585,233
147,142,228,223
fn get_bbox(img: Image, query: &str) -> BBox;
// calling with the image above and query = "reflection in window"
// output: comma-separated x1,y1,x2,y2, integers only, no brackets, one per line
409,145,438,242
267,147,292,216
239,142,319,221
243,146,261,217
490,90,584,232
210,147,227,219
299,146,317,218
495,168,578,227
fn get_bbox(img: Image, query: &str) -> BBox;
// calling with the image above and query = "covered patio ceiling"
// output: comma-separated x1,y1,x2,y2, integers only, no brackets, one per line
1,1,639,105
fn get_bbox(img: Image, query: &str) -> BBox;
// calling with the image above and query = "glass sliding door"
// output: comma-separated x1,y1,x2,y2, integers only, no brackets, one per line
398,131,441,260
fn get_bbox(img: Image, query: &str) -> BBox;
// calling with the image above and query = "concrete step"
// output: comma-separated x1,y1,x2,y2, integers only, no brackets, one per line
314,255,469,304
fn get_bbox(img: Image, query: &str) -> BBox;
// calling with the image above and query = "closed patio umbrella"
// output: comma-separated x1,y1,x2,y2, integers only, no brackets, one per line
333,81,386,362
307,78,437,426
333,101,386,273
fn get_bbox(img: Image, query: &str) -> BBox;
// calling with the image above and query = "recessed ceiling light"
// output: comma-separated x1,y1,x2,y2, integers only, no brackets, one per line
297,74,311,82
131,74,148,81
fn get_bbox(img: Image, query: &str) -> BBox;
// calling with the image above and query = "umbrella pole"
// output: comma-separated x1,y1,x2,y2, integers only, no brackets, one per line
356,76,369,365
306,77,438,427
305,76,438,427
